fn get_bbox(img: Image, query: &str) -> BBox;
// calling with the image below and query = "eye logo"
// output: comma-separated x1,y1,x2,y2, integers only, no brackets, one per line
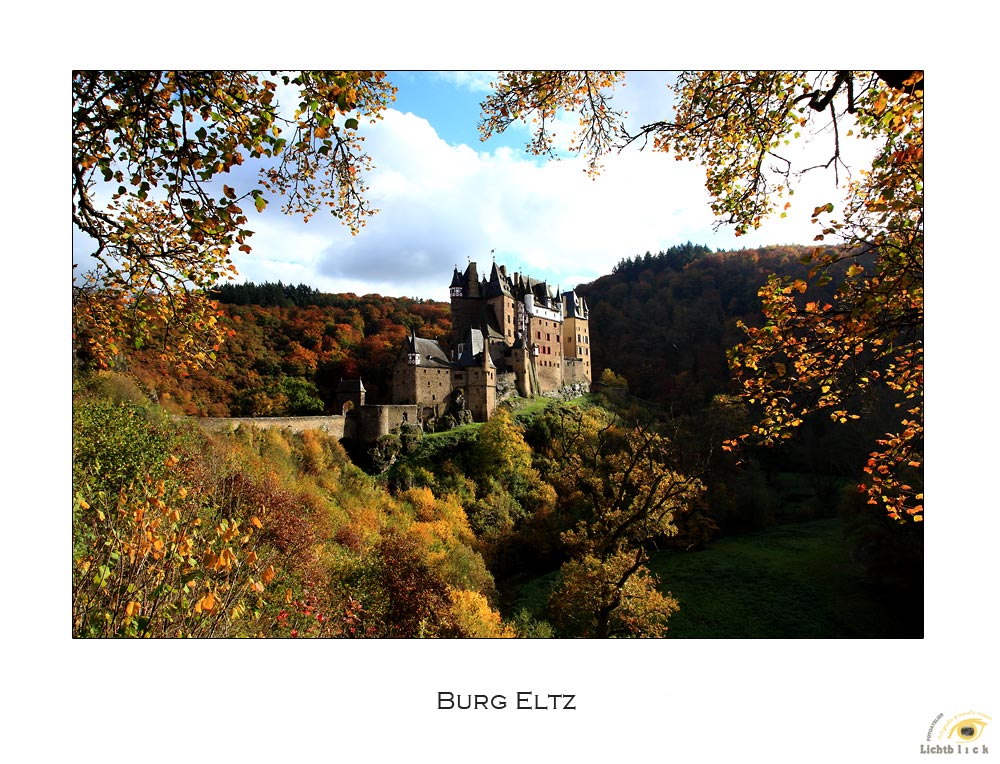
947,717,988,742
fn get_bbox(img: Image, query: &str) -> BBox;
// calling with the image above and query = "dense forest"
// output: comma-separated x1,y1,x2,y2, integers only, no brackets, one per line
582,242,849,406
72,242,922,638
104,288,453,417
94,244,840,417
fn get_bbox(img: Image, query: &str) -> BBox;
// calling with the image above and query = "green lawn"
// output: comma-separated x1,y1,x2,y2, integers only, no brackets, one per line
506,518,922,639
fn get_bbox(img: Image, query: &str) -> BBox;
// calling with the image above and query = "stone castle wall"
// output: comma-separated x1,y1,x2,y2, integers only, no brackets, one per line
195,414,350,439
193,404,419,445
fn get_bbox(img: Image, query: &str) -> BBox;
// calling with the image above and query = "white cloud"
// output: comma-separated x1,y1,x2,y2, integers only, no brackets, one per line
226,80,880,301
432,70,498,93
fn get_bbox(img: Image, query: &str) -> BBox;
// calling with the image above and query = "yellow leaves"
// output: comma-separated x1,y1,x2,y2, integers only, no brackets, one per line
250,516,263,529
195,591,216,613
873,89,889,116
202,547,239,572
216,519,240,543
447,588,515,638
262,566,276,584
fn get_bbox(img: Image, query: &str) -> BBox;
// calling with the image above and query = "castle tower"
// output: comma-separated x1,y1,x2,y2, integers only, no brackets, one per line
439,257,588,413
449,262,482,350
562,290,592,386
391,329,452,422
334,378,366,415
450,324,496,422
485,262,516,345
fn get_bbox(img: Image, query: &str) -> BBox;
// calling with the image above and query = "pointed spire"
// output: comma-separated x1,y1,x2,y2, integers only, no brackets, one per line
480,317,493,370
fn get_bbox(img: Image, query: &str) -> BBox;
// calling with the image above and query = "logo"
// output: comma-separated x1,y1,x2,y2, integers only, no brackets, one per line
947,716,990,743
923,711,992,754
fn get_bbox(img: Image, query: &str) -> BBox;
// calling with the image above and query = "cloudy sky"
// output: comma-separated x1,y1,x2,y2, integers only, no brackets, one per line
73,71,879,303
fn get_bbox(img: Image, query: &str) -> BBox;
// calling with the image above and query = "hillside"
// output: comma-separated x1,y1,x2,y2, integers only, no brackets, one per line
579,242,846,407
121,287,452,417
72,244,921,639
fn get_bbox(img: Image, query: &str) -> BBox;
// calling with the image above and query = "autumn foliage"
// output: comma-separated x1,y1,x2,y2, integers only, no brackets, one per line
481,70,923,523
73,71,396,372
95,287,452,417
73,372,508,638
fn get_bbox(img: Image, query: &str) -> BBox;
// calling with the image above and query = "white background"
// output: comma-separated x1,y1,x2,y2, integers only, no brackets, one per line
4,4,995,762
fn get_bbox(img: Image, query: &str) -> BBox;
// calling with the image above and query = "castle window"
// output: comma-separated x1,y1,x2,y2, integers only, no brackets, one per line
450,287,463,298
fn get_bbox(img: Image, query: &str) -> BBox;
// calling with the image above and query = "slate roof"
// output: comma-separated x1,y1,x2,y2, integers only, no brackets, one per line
482,305,505,339
407,334,452,369
563,290,589,319
484,262,513,298
455,327,494,368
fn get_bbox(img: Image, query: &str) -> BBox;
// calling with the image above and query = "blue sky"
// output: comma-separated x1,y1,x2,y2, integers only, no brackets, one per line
197,70,879,302
70,71,878,302
387,71,506,148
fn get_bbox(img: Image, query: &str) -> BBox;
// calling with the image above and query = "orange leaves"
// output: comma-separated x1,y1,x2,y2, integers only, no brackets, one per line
195,591,216,613
73,428,277,636
74,71,396,373
446,589,515,638
480,71,624,175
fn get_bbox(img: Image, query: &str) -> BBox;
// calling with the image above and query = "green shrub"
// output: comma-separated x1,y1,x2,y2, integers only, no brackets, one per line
73,396,174,495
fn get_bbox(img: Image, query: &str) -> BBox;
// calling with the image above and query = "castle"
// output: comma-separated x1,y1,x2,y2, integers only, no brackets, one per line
392,260,592,422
